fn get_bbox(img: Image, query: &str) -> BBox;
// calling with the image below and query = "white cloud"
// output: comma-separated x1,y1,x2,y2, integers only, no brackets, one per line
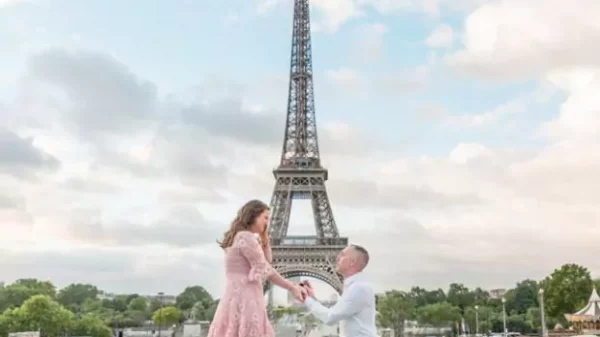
540,67,600,142
425,23,454,48
447,0,600,79
447,0,600,146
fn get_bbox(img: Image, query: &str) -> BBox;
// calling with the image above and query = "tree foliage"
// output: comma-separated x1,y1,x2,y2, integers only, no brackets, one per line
409,287,446,307
543,263,592,317
0,280,218,337
70,314,112,337
0,262,595,337
2,295,73,337
128,297,148,312
57,283,100,312
447,283,475,313
175,286,213,312
416,302,461,326
373,263,594,335
0,279,56,311
174,285,215,320
152,306,183,327
377,290,415,336
509,280,539,314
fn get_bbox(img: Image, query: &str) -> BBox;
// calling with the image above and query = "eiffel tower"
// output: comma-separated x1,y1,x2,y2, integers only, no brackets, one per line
265,0,347,310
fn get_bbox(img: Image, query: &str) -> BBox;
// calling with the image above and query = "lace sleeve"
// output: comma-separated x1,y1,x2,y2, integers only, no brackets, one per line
234,231,274,282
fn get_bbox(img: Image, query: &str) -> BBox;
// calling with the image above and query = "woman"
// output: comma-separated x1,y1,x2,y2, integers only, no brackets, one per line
207,199,306,337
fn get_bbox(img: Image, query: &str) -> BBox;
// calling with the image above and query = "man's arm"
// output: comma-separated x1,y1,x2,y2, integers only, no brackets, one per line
304,285,367,325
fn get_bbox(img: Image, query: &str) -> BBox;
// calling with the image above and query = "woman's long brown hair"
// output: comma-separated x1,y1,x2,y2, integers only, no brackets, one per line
218,199,269,249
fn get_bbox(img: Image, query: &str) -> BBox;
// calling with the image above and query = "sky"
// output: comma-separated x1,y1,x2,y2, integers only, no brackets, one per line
2,0,600,302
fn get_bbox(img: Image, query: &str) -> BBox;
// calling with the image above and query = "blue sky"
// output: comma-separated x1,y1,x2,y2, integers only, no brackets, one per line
1,0,599,297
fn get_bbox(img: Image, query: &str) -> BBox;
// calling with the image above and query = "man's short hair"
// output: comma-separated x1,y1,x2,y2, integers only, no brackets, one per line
350,244,369,270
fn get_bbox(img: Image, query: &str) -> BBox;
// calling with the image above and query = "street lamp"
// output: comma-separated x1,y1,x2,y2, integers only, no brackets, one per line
475,305,479,336
502,297,507,337
539,289,547,337
158,292,164,337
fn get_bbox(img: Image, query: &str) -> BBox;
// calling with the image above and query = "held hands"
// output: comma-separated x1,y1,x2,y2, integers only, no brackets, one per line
300,280,315,298
289,280,315,302
290,284,307,302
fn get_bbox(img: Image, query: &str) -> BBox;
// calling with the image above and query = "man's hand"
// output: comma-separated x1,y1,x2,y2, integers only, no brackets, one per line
301,280,315,298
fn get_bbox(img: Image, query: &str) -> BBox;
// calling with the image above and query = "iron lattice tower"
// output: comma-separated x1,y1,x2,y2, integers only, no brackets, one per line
266,0,347,311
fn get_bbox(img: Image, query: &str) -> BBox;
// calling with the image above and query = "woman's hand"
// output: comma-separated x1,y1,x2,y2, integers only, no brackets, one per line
290,284,307,302
260,230,270,248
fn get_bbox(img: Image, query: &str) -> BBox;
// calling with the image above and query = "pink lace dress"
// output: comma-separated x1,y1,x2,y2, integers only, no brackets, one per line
207,231,275,337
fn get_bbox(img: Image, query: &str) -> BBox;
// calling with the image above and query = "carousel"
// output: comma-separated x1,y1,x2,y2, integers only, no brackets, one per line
565,288,600,333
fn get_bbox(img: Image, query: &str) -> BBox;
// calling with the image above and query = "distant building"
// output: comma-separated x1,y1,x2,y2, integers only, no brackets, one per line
98,292,117,301
489,289,506,299
146,294,176,304
98,292,176,305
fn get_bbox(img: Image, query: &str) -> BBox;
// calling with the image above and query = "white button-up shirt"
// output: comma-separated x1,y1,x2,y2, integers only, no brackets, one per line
304,272,376,337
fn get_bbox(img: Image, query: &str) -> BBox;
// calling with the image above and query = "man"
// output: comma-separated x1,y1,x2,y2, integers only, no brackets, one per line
301,244,376,337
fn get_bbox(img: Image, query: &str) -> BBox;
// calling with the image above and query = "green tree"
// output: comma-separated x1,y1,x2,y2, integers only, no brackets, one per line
126,294,140,304
82,298,104,313
124,310,148,327
543,263,592,317
188,298,218,321
109,311,142,328
9,295,73,337
446,283,475,313
376,290,415,337
175,286,213,312
13,279,56,297
57,284,100,312
502,288,517,313
128,297,148,312
205,300,218,321
114,296,130,312
447,283,475,313
464,306,494,334
507,314,529,333
525,307,542,332
70,314,112,337
416,302,461,327
0,308,24,337
471,287,491,306
0,279,56,311
152,306,183,327
148,298,163,313
409,287,446,308
511,280,539,314
489,311,506,333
